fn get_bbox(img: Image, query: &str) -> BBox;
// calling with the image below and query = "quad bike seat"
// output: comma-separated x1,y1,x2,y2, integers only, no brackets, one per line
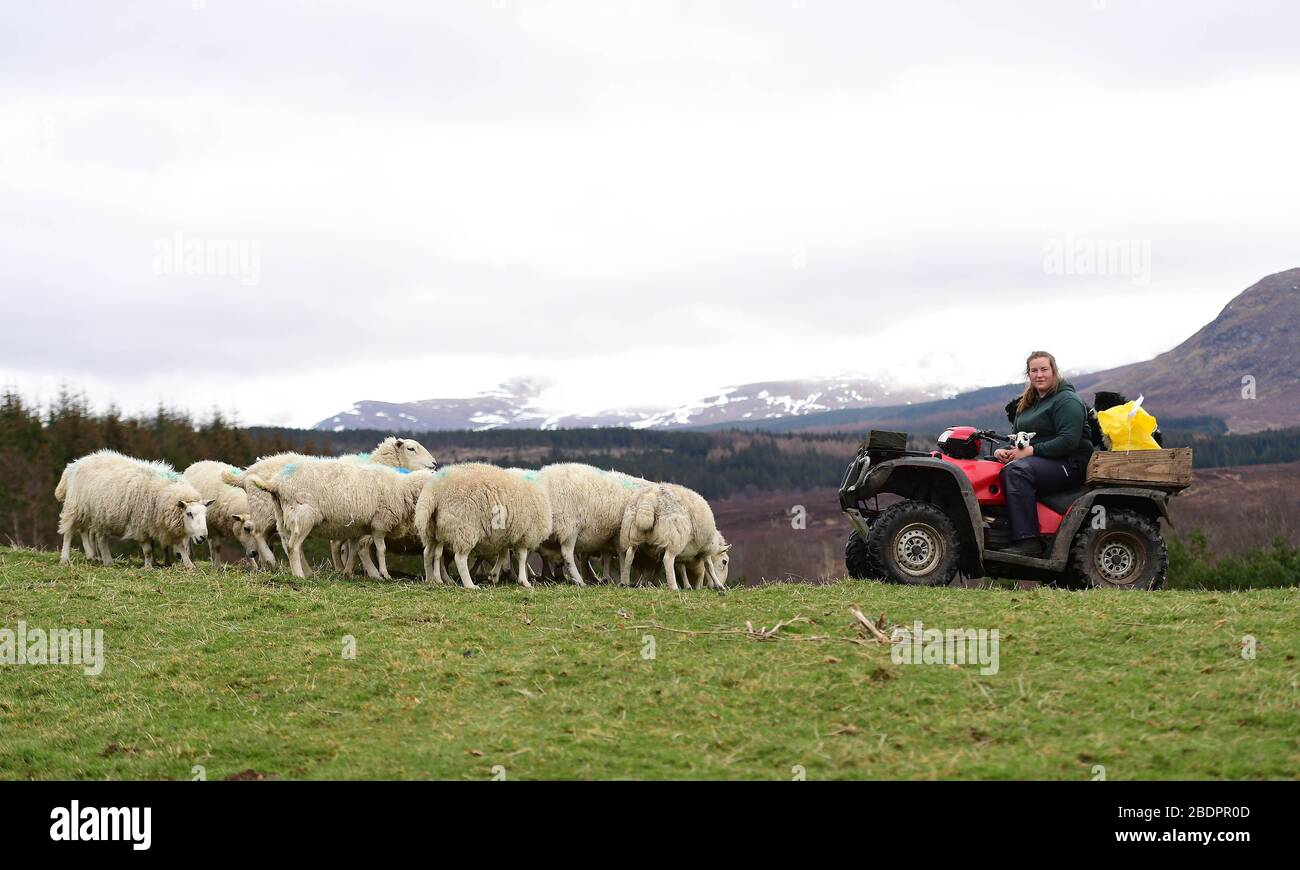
1039,486,1090,515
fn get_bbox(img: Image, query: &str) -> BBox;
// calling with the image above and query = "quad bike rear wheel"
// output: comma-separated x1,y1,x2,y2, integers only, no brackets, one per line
1069,508,1167,590
845,528,885,580
864,500,961,586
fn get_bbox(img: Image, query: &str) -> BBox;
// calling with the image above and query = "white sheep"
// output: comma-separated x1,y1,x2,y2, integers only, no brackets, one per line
182,461,259,569
415,463,552,589
529,463,651,586
223,436,439,570
222,453,309,567
56,450,213,568
676,531,733,589
618,482,730,590
246,460,433,580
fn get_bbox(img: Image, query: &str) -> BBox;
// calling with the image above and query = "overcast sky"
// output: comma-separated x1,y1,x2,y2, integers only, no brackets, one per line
2,0,1297,427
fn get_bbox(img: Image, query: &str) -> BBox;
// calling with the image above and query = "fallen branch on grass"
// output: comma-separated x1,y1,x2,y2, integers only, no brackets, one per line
599,618,843,644
849,607,895,644
744,616,811,640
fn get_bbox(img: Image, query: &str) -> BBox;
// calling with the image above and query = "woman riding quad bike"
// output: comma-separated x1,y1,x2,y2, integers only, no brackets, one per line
839,351,1175,590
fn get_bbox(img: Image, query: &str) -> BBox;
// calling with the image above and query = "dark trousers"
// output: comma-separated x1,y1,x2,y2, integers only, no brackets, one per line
1001,455,1084,541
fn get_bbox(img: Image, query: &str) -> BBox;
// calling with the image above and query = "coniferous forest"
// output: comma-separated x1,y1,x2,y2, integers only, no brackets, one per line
3,387,1298,552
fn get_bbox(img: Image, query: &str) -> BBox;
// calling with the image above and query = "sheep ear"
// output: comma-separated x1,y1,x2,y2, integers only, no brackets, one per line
203,499,215,508
177,500,187,510
231,514,242,522
1028,432,1036,439
720,543,733,553
394,438,405,448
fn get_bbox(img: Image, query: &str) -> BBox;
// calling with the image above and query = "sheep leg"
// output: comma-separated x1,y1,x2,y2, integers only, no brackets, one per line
560,540,586,587
433,542,446,584
662,550,680,591
422,542,441,584
343,539,358,576
141,540,154,569
254,533,276,569
284,510,314,579
598,553,610,583
329,540,342,571
210,536,222,570
487,552,504,585
178,539,196,569
60,531,73,564
374,535,392,580
81,533,95,560
356,542,382,580
676,562,688,589
454,551,478,590
515,548,533,589
620,547,635,586
97,536,114,566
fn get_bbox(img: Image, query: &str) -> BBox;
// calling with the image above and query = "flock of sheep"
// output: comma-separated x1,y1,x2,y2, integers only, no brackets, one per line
53,437,732,591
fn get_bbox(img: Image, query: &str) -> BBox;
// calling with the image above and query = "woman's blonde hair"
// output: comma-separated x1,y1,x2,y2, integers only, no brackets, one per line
1016,350,1064,414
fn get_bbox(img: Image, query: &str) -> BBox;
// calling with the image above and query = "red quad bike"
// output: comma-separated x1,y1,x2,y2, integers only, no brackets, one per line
839,427,1174,589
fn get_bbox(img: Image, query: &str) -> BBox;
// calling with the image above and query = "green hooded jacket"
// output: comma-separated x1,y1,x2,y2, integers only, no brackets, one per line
1013,381,1094,461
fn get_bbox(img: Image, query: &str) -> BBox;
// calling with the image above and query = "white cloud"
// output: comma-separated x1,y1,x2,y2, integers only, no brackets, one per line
1,0,1296,426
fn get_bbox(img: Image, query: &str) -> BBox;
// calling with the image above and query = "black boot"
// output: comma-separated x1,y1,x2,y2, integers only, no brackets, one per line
1000,537,1044,557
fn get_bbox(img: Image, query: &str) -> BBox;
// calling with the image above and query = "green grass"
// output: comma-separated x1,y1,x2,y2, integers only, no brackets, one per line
0,546,1296,780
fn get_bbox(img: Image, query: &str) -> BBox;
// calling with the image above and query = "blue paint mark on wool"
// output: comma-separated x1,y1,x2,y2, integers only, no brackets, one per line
282,463,298,477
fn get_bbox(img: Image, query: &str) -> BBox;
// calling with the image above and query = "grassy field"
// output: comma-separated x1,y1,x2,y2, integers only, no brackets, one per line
0,546,1295,780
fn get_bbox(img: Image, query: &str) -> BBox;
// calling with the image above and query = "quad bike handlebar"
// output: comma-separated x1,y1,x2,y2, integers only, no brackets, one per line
975,429,1011,444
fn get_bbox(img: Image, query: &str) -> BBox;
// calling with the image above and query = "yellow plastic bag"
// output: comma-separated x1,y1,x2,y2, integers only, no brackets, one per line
1096,395,1161,451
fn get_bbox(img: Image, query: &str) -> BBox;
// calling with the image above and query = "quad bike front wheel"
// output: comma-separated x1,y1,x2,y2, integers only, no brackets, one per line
1069,508,1167,590
845,528,885,580
865,500,961,586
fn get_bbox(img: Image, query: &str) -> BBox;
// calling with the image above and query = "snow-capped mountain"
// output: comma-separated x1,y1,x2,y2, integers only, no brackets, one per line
312,376,959,432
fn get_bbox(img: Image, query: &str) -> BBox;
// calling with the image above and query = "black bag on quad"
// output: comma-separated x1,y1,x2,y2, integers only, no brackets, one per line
839,428,1185,589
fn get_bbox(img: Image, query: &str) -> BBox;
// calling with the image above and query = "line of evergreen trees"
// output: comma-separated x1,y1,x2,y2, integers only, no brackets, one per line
0,389,330,549
0,389,853,550
5,386,1298,553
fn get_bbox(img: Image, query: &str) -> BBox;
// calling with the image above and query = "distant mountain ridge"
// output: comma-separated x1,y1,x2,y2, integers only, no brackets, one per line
314,376,958,432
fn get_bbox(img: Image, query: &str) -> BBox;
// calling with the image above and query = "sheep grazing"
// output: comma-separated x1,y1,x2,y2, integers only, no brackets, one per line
531,463,650,586
182,461,259,569
415,463,552,589
222,453,310,567
618,482,730,590
55,461,98,563
246,460,433,579
676,531,732,589
223,436,439,569
55,450,213,568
